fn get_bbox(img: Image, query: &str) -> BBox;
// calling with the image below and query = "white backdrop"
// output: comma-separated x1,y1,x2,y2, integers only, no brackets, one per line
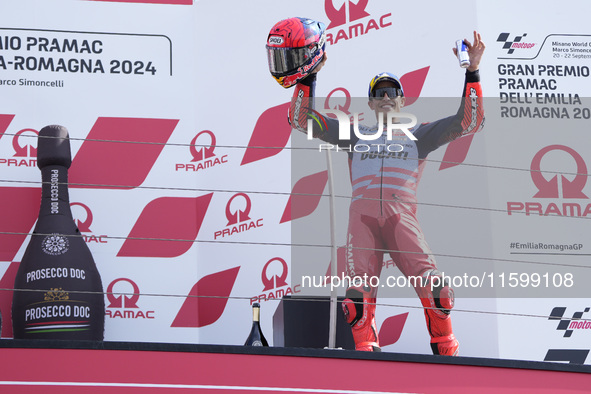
1,0,590,364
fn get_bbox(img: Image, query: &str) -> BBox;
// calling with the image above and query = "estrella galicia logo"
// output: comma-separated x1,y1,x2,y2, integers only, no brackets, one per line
549,306,591,337
497,32,536,54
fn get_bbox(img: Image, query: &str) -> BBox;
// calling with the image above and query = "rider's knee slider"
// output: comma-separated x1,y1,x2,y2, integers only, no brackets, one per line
422,269,455,315
342,288,364,326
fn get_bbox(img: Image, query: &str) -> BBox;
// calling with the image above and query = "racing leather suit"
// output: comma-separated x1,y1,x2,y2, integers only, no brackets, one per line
289,70,484,354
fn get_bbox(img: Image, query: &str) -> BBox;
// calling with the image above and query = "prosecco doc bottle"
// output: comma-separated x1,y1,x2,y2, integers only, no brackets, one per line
244,303,268,346
12,125,105,340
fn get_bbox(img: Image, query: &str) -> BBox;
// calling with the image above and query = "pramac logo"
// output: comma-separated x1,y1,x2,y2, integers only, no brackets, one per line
13,129,38,157
530,146,587,199
251,257,301,304
325,0,370,28
324,0,392,45
0,128,38,167
507,145,590,217
72,203,93,232
175,130,228,172
226,192,251,225
214,193,263,239
71,202,108,243
105,278,154,319
325,87,353,114
191,130,216,162
262,257,289,291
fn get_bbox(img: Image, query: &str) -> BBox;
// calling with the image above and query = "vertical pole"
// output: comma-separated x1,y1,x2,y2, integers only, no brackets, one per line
326,149,338,349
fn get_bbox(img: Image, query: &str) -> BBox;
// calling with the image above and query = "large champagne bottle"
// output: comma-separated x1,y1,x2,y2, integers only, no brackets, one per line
12,125,105,340
244,303,268,346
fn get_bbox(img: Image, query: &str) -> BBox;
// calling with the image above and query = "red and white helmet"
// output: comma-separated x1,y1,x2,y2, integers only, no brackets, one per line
266,17,326,88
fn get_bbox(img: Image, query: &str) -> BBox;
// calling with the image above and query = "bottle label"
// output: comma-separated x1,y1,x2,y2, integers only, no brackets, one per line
13,232,105,339
41,233,70,255
26,267,87,283
22,287,94,335
251,340,263,346
50,169,60,214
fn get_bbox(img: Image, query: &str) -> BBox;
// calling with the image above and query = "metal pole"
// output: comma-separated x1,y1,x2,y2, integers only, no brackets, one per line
326,148,338,349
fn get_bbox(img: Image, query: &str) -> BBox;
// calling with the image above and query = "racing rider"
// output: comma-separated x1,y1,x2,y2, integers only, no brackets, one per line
267,18,485,355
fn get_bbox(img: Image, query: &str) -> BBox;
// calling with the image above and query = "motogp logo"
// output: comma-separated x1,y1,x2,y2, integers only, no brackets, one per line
496,33,536,55
549,306,591,337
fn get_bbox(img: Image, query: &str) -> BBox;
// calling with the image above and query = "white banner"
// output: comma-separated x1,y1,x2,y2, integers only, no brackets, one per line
0,0,590,364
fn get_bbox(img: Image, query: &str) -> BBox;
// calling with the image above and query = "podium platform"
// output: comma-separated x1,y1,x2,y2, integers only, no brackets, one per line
0,340,589,393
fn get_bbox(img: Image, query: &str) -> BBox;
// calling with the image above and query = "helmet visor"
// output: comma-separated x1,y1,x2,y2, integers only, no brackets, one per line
267,46,312,75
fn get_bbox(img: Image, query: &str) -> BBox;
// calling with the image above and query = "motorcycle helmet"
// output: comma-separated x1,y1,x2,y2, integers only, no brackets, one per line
266,17,326,88
368,72,404,98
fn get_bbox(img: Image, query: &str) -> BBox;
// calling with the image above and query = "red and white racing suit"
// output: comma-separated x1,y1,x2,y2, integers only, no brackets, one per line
289,70,485,354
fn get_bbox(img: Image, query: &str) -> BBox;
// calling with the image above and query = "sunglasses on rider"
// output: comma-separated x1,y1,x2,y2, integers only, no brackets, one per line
371,87,403,98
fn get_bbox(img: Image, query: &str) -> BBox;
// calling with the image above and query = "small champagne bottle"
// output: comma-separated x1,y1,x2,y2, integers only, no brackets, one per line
244,303,268,346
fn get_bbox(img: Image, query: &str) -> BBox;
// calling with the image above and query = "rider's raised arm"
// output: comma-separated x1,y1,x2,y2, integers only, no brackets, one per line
413,68,485,157
288,73,343,145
